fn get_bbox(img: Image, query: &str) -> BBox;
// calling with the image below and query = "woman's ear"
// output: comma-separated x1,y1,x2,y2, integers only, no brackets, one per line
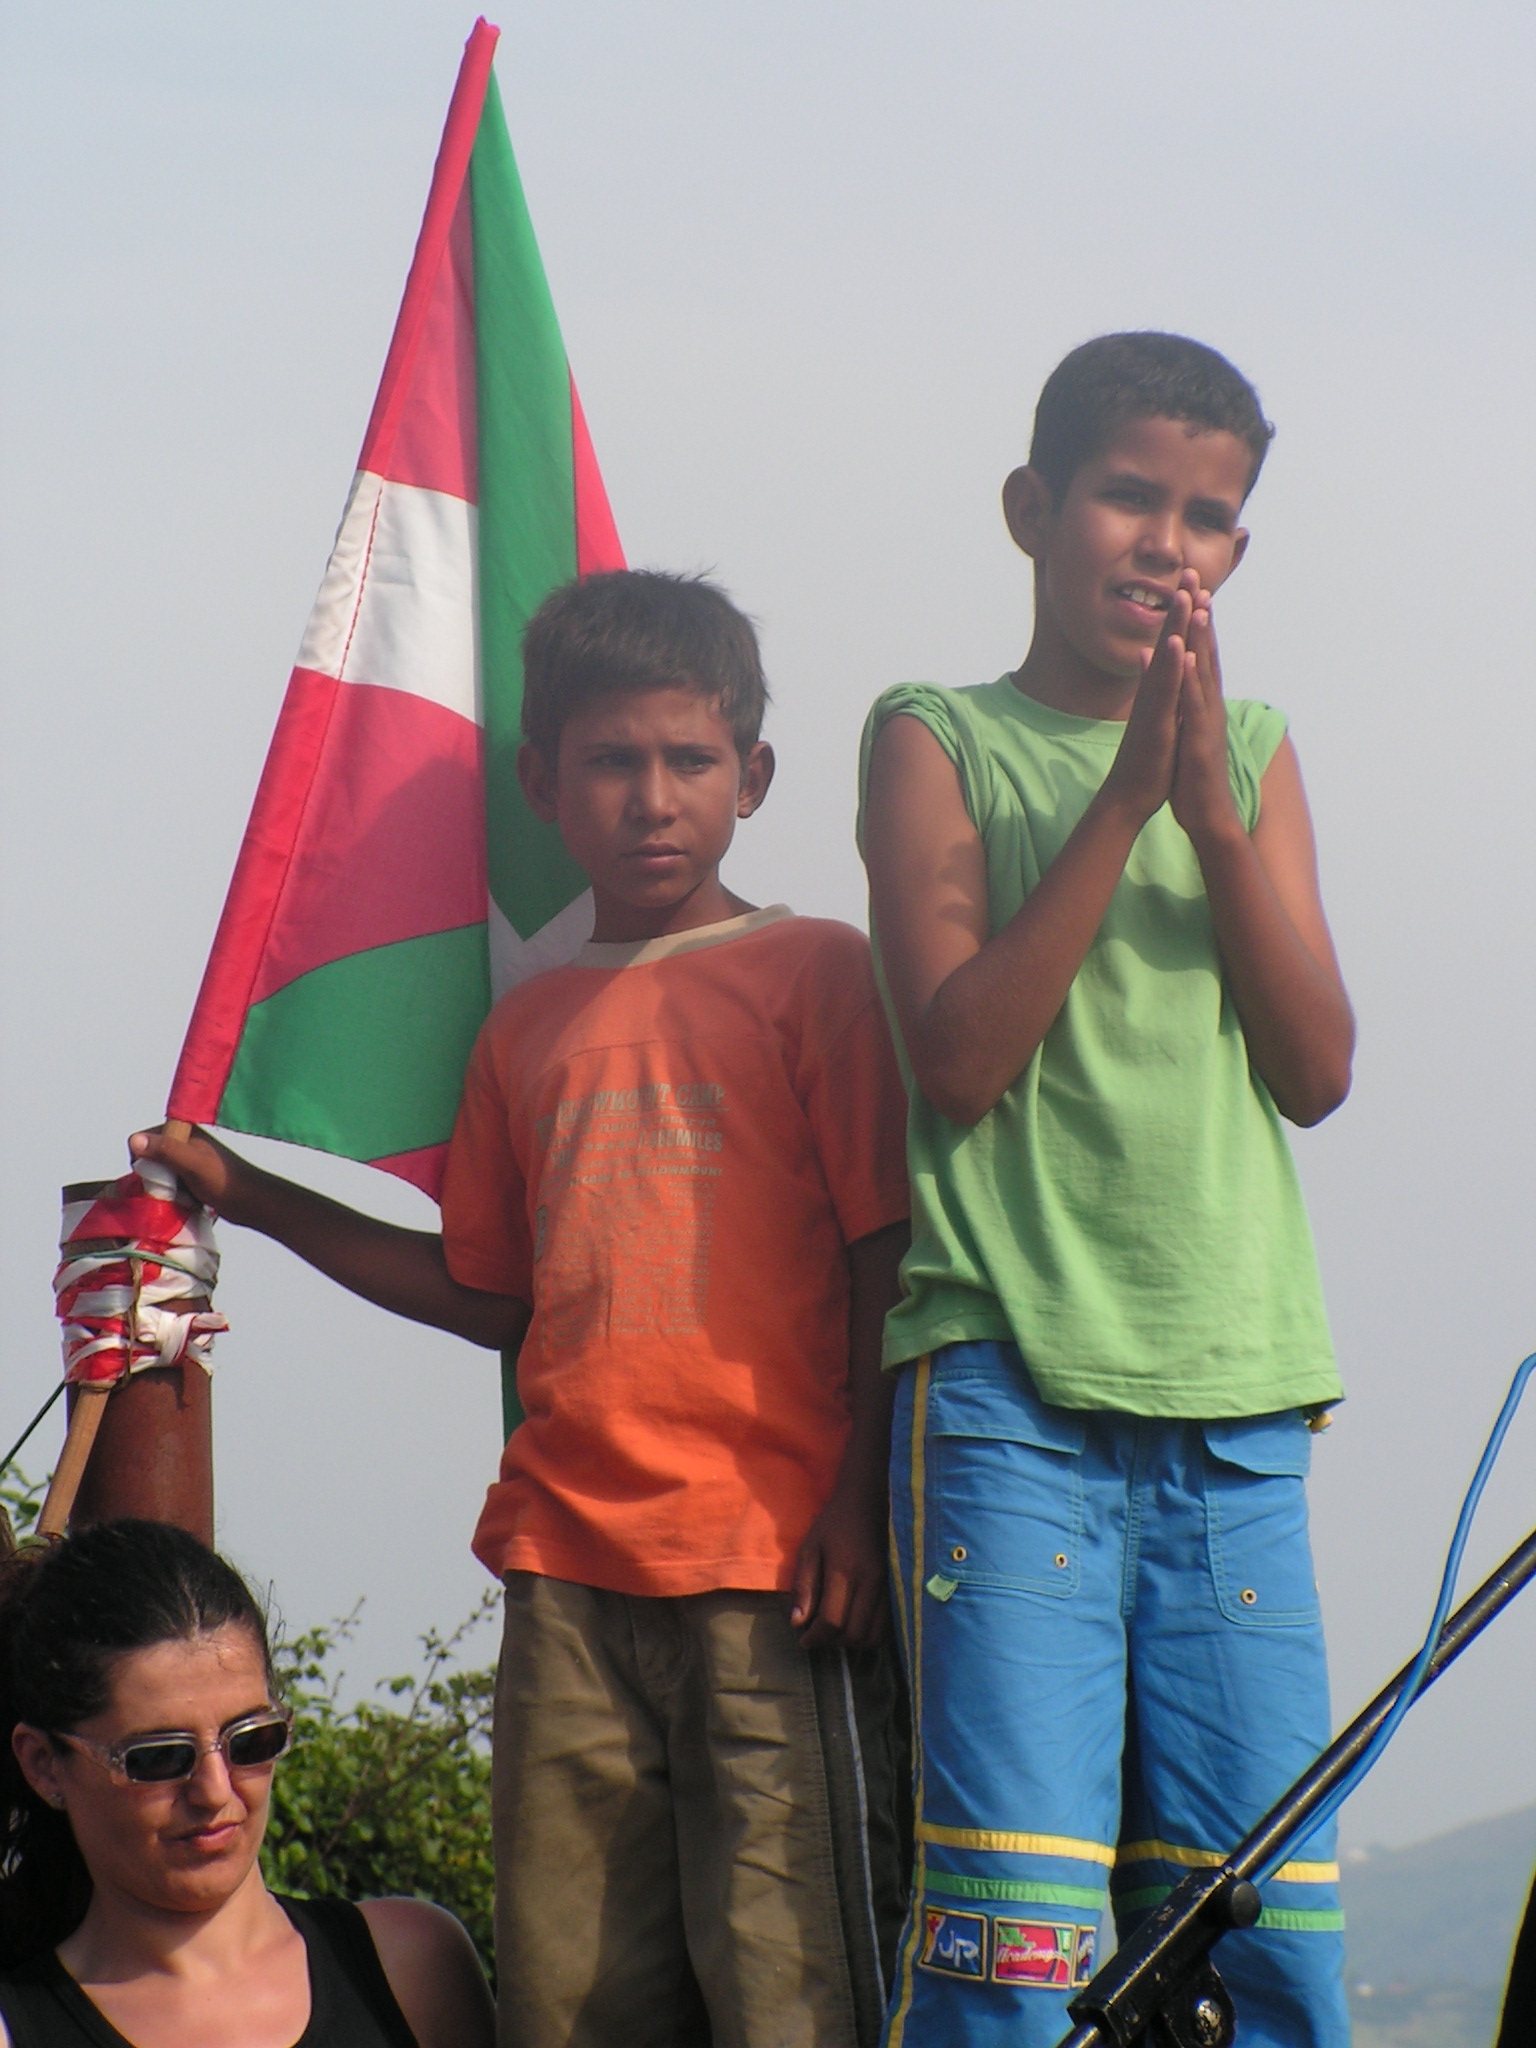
13,1724,68,1810
517,742,559,823
1001,465,1055,561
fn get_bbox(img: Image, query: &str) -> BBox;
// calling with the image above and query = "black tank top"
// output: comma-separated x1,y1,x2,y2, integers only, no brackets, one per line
0,1897,419,2048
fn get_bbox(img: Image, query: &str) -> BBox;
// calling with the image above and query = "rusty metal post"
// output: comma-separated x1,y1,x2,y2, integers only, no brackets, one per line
68,1365,214,1545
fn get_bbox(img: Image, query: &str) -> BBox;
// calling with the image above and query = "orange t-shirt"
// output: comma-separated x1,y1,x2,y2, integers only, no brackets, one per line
441,907,911,1596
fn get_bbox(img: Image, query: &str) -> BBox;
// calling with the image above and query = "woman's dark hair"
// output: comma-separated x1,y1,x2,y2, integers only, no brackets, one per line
521,568,769,763
1028,331,1275,505
0,1519,271,1968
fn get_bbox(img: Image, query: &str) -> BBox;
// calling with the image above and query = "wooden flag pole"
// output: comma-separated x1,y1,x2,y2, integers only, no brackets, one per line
36,1385,113,1538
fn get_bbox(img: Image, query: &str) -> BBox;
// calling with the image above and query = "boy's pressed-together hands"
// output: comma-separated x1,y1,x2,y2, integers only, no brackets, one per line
1101,568,1239,842
1106,576,1356,1126
1096,572,1194,826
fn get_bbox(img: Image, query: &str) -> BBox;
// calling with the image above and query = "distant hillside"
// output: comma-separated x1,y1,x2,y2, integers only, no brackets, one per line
1342,1804,1536,2048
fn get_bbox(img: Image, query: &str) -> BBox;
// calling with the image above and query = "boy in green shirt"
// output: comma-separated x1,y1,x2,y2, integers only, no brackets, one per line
859,332,1352,2046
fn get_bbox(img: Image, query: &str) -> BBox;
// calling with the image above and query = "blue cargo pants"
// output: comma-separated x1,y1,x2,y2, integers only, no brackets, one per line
883,1341,1349,2048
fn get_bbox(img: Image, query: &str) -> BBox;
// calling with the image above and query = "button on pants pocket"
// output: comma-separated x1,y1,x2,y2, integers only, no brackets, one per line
925,1351,1087,1599
931,1430,1083,1597
1203,1457,1320,1628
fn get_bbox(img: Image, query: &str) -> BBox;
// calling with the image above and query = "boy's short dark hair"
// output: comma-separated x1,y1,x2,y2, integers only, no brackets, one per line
1029,332,1275,504
521,569,769,761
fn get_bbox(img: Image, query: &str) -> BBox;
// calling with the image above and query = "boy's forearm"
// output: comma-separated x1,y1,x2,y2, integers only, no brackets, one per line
226,1163,528,1349
840,1220,909,1480
865,708,1169,1127
912,787,1146,1123
1189,820,1354,1125
788,1220,909,1646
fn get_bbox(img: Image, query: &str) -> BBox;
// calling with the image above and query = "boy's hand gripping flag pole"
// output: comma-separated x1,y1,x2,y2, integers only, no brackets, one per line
167,15,623,1197
35,20,621,1534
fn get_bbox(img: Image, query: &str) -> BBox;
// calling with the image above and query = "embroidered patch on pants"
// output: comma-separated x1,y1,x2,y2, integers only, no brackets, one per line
918,1906,988,1978
991,1919,1097,1987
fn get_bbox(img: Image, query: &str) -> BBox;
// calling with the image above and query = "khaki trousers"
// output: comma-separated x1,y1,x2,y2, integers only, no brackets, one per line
492,1572,908,2048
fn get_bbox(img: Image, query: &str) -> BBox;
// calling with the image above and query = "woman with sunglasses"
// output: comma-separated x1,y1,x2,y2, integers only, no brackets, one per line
0,1519,494,2047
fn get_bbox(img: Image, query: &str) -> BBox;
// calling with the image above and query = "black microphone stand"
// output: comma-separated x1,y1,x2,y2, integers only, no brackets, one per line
1058,1522,1536,2048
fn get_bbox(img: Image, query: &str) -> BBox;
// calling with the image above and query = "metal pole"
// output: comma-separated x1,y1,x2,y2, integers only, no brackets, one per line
68,1365,214,1546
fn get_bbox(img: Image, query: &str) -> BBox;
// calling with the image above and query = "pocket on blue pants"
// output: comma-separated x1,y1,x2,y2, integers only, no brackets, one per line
1202,1412,1320,1628
927,1346,1086,1599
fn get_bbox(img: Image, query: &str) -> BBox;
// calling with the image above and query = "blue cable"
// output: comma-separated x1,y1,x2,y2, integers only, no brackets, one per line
1260,1349,1536,1884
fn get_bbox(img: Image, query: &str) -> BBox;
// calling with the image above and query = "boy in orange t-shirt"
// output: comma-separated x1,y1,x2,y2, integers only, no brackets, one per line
136,570,912,2048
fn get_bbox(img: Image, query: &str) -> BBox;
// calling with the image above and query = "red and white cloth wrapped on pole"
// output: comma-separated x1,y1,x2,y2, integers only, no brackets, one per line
53,1160,229,1387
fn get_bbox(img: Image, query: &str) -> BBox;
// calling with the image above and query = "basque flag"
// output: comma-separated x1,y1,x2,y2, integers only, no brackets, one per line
169,18,623,1196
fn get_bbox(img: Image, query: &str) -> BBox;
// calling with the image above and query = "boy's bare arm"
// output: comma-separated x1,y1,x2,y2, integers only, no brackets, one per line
129,1125,529,1350
1171,599,1354,1126
864,590,1194,1126
790,1219,908,1650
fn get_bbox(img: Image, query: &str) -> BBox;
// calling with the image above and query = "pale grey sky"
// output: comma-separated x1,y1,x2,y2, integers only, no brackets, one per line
3,1,1533,1851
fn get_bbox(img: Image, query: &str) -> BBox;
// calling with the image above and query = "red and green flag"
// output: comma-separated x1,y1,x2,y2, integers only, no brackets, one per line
168,19,622,1198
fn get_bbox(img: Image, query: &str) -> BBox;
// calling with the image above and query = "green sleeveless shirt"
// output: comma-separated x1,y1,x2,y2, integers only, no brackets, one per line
857,676,1342,1418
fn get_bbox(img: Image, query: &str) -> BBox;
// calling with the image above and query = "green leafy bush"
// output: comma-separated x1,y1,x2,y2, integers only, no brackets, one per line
262,1594,499,1978
0,1465,42,1546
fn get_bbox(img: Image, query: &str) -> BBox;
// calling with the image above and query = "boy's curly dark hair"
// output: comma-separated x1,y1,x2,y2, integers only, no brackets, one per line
521,569,769,764
1029,332,1275,505
0,1519,272,1967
